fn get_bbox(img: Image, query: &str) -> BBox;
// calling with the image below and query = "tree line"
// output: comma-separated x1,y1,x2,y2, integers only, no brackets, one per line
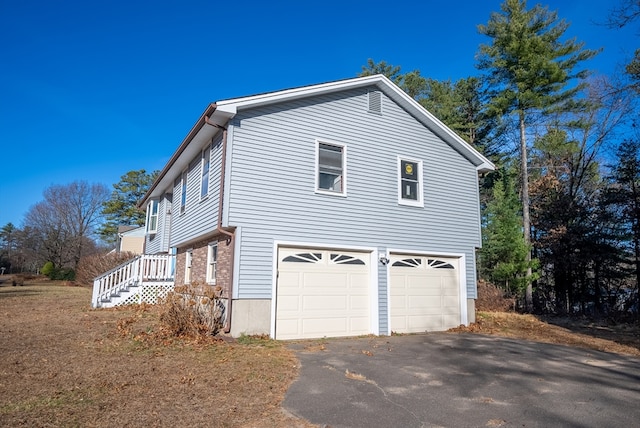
1,0,638,320
0,170,156,279
359,0,640,319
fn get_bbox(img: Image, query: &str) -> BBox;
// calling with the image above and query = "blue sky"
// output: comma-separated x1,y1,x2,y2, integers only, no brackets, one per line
0,0,636,228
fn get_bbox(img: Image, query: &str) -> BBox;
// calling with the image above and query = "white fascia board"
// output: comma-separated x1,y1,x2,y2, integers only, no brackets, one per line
209,107,236,126
214,75,385,114
215,74,495,173
144,74,494,208
377,77,495,173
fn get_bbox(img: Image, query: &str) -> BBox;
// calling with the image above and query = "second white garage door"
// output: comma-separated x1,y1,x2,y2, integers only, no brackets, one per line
390,254,461,333
276,248,371,340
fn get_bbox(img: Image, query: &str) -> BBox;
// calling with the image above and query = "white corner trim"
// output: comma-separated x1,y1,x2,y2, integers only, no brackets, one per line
232,226,241,300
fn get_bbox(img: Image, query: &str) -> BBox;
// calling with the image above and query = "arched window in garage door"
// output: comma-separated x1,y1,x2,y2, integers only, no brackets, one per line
330,253,366,265
282,253,322,263
392,258,454,269
281,252,366,265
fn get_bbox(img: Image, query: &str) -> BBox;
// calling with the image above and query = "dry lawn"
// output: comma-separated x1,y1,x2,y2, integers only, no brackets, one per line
1,277,638,427
451,311,640,357
0,278,311,427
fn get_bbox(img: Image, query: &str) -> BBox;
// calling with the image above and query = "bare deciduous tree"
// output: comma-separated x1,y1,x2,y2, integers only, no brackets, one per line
605,0,640,30
24,181,109,270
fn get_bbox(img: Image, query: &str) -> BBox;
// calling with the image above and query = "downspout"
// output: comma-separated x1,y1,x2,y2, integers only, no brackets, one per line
205,115,235,333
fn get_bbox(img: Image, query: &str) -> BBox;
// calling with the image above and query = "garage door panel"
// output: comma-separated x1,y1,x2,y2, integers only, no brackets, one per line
408,315,445,331
390,316,407,330
390,254,460,334
302,317,369,336
349,273,369,284
442,308,460,318
299,283,349,296
349,318,370,334
442,287,458,296
276,248,371,340
303,317,347,335
276,319,300,338
278,272,301,289
304,273,348,287
277,295,300,311
442,295,459,307
350,296,369,310
413,306,445,315
302,295,347,310
391,296,407,308
408,298,442,309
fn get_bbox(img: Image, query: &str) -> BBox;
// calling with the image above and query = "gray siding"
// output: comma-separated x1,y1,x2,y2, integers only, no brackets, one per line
227,87,482,299
159,192,172,252
170,133,223,247
144,192,172,254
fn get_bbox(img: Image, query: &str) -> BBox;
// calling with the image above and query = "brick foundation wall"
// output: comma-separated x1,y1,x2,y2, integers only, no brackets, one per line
174,233,233,298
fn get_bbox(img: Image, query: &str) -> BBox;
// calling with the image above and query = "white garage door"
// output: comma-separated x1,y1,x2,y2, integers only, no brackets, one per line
276,248,370,340
390,254,460,333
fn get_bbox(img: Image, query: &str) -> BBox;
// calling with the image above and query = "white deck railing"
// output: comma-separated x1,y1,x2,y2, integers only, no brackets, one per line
91,254,175,308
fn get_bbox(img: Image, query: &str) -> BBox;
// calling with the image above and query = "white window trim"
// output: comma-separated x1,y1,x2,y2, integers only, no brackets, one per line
184,249,193,284
180,169,187,215
200,145,210,201
146,199,159,234
206,242,218,285
397,156,424,207
314,139,347,197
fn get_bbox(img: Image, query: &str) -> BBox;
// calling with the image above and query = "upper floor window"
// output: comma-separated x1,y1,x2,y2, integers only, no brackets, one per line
201,145,210,199
146,199,159,234
398,157,423,207
206,242,218,284
316,140,346,196
180,170,187,214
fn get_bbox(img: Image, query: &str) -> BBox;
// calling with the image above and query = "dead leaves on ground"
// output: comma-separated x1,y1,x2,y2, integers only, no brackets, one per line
450,311,640,357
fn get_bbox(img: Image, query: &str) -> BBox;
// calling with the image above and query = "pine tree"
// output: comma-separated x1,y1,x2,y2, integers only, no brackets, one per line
99,169,158,245
480,171,535,297
477,0,599,309
608,139,640,320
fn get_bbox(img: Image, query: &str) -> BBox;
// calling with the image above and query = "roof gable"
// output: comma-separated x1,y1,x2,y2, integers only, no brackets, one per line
141,75,494,205
208,75,493,172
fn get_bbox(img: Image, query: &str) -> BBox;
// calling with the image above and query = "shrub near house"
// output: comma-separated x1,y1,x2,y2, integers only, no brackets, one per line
42,261,75,281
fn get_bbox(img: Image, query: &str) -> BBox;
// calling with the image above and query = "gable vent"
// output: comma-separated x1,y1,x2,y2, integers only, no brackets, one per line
368,90,382,114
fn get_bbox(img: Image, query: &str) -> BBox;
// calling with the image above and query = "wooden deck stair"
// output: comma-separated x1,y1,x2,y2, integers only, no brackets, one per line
91,254,176,308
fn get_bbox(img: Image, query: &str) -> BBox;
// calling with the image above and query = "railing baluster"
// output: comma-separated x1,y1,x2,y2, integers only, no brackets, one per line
92,254,176,308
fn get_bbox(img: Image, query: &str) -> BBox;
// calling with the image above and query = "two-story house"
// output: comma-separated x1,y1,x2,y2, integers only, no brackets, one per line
94,74,494,340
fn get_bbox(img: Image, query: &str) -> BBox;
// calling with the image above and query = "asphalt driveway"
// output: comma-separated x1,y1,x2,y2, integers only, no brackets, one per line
284,333,640,428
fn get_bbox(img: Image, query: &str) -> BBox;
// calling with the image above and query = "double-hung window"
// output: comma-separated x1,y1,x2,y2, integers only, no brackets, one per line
206,242,218,284
316,140,346,195
146,199,159,234
398,157,423,207
201,146,210,199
